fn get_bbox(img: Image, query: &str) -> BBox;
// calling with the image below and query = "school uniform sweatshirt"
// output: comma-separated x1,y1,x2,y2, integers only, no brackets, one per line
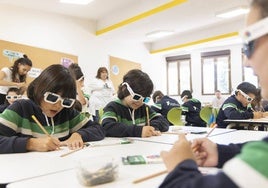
101,99,169,137
0,99,105,154
159,136,268,188
216,95,254,128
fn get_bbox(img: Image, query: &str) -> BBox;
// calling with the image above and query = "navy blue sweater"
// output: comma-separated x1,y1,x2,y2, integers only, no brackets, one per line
216,95,254,128
159,137,268,188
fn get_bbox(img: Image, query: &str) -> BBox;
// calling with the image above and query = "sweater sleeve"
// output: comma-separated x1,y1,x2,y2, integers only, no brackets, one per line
102,118,143,137
150,114,169,132
159,159,238,188
0,135,29,154
76,120,105,141
217,142,248,167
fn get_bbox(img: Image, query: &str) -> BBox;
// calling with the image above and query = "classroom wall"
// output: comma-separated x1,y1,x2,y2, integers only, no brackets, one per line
0,5,246,104
0,5,166,92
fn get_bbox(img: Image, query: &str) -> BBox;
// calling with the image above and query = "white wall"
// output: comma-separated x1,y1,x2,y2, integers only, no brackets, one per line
0,5,246,104
0,5,166,92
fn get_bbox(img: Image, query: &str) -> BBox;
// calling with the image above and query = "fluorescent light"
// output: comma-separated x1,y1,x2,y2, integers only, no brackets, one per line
59,0,94,5
216,6,249,18
146,30,174,39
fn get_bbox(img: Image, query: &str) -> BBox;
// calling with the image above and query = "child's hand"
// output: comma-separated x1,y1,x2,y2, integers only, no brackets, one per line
26,137,61,152
161,134,195,172
61,133,84,150
141,126,159,137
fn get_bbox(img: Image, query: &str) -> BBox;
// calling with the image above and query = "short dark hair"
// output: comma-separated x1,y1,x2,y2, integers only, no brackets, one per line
27,64,76,106
181,90,192,99
117,69,153,99
236,82,258,96
152,90,164,103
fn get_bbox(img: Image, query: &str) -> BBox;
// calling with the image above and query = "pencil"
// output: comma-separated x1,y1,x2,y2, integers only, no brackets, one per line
60,143,89,157
146,106,150,126
60,147,83,157
132,169,168,184
31,115,50,136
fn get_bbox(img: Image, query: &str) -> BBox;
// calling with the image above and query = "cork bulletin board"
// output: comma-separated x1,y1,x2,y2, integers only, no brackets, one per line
109,56,141,91
0,39,78,83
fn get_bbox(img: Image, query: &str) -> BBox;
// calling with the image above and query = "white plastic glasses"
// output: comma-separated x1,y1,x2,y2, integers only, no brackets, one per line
237,89,254,103
122,82,150,103
44,92,75,108
6,95,21,100
240,17,268,58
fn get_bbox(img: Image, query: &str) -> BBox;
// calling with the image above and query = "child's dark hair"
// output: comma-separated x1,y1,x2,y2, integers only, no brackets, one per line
27,64,76,106
11,54,32,82
181,90,192,99
96,67,109,79
235,82,258,96
117,69,153,99
68,63,84,80
152,90,164,103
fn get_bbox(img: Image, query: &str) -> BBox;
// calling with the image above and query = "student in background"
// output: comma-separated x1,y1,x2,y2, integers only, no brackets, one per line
68,63,89,113
0,88,21,113
181,90,206,127
88,67,115,122
216,82,263,128
152,90,180,125
159,1,268,187
0,54,32,105
211,90,225,108
101,69,169,137
0,64,105,154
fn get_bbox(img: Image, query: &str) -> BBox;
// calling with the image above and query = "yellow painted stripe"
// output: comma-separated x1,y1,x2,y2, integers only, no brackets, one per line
150,32,239,54
96,0,187,35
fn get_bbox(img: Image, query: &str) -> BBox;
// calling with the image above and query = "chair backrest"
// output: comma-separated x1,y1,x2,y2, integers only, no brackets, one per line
167,107,184,125
199,106,213,126
200,106,218,127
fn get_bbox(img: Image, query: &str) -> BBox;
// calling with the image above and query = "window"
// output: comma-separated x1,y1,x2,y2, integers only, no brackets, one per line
201,50,231,95
166,55,192,96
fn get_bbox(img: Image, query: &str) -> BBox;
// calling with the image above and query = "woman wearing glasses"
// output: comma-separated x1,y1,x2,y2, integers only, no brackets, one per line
0,87,21,113
216,82,263,128
159,1,268,187
101,69,169,137
0,64,105,154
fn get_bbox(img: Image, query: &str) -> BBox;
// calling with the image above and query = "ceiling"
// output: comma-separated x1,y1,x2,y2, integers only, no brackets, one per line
0,0,250,53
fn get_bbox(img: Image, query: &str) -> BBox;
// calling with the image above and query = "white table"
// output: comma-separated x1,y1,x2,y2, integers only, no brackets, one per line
4,130,268,188
209,130,268,144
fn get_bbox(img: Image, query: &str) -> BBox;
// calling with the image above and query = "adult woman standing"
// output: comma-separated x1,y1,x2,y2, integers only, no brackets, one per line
88,67,115,122
0,54,32,104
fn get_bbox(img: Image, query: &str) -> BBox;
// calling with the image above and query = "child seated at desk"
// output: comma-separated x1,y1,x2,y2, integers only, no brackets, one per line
216,82,263,128
101,69,169,137
0,87,21,113
0,64,105,154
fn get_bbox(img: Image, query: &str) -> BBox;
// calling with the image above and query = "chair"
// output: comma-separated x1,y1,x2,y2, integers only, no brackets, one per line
167,107,184,125
200,106,217,127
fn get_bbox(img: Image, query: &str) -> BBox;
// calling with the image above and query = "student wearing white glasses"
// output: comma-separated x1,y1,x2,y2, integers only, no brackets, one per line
101,69,169,137
0,87,21,113
216,81,263,128
0,64,105,154
160,1,268,187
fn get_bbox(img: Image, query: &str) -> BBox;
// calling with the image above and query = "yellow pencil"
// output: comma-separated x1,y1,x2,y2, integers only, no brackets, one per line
133,170,168,184
146,106,150,126
31,115,50,136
